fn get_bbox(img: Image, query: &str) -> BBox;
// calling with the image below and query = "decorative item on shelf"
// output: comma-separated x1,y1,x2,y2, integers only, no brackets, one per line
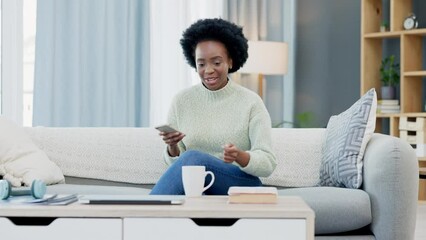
379,55,400,100
239,41,288,98
403,13,418,30
380,21,388,32
399,117,426,157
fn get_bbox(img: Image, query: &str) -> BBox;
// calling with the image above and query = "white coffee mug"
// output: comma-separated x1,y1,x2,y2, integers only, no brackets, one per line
182,166,215,197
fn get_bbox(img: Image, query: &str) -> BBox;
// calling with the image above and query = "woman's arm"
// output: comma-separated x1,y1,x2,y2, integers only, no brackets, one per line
239,100,277,177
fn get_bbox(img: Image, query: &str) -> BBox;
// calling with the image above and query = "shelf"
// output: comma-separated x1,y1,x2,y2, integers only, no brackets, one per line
403,28,426,36
363,28,426,39
404,71,426,77
377,112,426,118
399,113,426,117
363,31,401,39
362,0,426,137
377,113,400,118
419,157,426,162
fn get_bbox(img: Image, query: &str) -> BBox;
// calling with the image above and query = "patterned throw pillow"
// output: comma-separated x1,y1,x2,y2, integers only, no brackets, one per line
319,88,377,188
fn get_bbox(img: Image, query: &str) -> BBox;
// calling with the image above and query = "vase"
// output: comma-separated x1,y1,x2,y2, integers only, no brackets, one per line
381,86,396,100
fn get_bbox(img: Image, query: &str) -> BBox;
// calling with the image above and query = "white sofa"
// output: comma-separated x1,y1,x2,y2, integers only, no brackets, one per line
25,127,418,240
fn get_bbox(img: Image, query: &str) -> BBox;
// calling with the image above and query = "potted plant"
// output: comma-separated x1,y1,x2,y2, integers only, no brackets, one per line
380,55,400,99
380,21,388,32
273,112,315,128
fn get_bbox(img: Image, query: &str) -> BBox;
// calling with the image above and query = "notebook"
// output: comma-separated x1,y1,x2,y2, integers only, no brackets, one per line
78,195,185,205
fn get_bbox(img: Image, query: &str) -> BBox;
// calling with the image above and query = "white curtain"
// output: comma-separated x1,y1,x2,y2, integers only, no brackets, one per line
33,0,150,127
225,0,296,126
149,0,224,126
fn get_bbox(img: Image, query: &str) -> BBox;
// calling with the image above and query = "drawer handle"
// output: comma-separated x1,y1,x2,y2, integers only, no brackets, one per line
191,218,239,227
8,217,56,226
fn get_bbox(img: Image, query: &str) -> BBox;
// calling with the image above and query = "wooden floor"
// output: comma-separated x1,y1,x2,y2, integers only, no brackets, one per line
415,201,426,240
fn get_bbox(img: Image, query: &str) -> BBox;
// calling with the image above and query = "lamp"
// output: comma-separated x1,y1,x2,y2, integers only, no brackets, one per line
239,41,288,98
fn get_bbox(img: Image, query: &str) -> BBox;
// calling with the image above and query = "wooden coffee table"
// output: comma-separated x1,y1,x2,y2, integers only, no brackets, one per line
0,196,314,240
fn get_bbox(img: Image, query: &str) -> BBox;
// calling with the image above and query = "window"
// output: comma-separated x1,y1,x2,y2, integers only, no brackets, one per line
23,0,37,126
0,2,2,114
0,0,36,126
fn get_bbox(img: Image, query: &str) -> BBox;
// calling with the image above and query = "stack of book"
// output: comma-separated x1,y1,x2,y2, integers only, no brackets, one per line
27,194,78,205
227,186,278,204
377,99,400,113
2,194,78,205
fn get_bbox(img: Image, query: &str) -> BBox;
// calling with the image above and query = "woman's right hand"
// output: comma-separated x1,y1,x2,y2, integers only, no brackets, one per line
159,131,185,157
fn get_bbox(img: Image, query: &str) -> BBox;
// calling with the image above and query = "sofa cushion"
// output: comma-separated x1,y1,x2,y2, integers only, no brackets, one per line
26,127,168,185
261,128,325,187
320,89,377,188
64,176,154,189
27,127,327,188
0,116,64,187
278,187,372,234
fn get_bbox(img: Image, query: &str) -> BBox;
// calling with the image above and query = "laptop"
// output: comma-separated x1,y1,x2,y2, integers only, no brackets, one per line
78,195,185,205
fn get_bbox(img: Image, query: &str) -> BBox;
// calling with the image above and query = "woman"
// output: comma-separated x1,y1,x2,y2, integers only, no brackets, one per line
150,18,276,195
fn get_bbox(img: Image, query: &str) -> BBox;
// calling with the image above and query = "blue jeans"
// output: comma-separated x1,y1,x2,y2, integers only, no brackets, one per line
150,150,262,195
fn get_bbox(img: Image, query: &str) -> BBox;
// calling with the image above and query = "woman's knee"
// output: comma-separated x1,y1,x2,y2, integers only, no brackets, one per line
179,150,211,166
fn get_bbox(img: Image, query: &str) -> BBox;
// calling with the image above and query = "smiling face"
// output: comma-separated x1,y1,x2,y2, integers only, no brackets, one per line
195,41,233,91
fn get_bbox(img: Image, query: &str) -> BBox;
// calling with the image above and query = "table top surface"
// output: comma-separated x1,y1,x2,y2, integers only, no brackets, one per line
0,195,314,219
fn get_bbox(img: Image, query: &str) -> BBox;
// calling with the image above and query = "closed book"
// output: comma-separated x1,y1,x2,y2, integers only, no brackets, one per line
227,186,278,204
377,105,400,110
377,99,399,105
377,109,400,113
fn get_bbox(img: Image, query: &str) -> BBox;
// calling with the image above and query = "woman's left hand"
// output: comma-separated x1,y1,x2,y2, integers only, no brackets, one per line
223,143,249,167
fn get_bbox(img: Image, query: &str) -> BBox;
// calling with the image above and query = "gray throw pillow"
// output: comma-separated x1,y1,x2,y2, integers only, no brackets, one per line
319,88,377,188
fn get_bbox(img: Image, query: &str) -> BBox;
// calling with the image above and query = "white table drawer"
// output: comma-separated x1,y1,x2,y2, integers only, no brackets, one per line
0,217,122,240
124,218,306,240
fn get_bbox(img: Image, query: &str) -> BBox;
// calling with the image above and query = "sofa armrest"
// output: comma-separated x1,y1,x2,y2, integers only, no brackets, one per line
362,133,418,240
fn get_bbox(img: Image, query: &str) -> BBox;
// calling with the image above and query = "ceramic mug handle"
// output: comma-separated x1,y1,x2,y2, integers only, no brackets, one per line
202,171,215,193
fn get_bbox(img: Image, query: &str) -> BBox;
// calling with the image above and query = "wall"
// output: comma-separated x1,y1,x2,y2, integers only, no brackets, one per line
295,0,361,127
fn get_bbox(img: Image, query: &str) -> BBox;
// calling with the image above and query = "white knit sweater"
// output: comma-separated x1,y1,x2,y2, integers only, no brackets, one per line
163,80,277,177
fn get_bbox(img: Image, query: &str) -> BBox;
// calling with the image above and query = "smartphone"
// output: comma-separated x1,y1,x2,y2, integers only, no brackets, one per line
155,124,178,133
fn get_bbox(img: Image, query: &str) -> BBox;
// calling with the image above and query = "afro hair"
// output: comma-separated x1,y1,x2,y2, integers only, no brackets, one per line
180,18,248,73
